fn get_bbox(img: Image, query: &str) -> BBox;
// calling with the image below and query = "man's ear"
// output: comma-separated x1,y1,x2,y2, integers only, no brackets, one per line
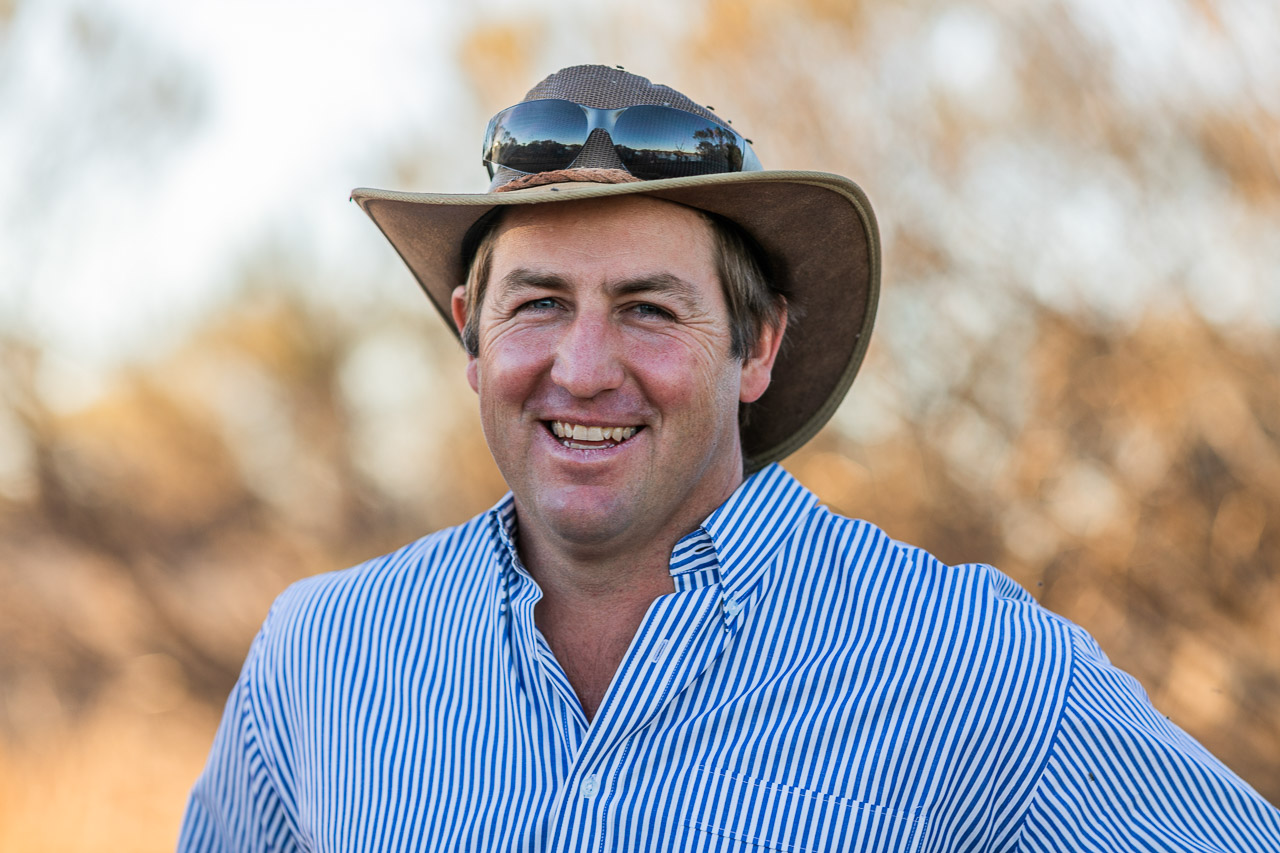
450,285,479,393
739,307,787,404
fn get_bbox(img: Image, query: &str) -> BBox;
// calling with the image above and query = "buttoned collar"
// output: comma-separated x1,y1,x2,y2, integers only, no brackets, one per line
485,463,818,625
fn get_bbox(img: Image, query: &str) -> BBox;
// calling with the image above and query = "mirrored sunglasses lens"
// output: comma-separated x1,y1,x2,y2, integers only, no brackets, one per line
485,100,587,174
612,106,749,179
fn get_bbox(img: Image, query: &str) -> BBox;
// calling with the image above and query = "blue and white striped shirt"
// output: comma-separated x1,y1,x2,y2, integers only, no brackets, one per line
180,464,1280,851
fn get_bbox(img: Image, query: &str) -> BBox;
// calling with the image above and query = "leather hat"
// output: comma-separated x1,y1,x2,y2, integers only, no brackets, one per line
351,65,880,472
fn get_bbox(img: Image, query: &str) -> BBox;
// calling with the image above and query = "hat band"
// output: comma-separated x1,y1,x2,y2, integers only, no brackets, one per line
494,168,643,193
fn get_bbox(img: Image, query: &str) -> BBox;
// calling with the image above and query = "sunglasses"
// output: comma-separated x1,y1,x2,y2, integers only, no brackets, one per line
483,99,762,181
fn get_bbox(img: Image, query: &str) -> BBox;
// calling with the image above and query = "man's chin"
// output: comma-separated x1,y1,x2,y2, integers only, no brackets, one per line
521,484,643,548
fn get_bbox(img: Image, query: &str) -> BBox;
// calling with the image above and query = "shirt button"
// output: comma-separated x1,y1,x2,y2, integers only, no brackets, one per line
725,600,742,617
581,774,600,798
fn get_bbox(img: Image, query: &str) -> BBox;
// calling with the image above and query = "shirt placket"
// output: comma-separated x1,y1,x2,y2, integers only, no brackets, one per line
499,544,588,760
545,531,735,852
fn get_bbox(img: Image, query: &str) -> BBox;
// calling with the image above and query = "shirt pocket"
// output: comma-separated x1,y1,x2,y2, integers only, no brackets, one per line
682,766,928,853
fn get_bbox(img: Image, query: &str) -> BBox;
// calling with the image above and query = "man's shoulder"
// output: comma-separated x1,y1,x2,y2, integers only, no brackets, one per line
802,504,1040,601
788,509,1280,845
796,503,1074,648
257,509,499,651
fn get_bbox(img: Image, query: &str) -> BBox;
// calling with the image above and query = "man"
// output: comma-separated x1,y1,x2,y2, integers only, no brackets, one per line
181,66,1279,851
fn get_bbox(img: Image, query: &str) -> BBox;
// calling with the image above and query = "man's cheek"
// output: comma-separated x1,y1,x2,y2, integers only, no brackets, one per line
466,357,480,393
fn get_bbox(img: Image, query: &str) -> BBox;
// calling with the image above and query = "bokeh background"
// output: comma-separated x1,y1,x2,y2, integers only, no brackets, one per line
2,0,1279,848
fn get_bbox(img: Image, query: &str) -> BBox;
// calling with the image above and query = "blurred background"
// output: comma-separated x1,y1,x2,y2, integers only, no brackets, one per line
2,0,1278,848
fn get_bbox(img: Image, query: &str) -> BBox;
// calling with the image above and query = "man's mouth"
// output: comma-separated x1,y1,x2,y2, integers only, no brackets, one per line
548,421,641,450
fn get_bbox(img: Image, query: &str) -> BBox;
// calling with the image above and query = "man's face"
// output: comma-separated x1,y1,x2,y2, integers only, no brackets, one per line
451,195,781,558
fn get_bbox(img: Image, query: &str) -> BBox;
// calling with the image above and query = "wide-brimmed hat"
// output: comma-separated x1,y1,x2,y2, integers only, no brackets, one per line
351,65,880,472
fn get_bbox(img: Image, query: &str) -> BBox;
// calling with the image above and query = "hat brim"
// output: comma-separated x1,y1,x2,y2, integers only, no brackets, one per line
351,170,880,473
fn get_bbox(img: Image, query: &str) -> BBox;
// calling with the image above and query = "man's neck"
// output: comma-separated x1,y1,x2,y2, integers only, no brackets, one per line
515,475,745,720
519,526,677,721
510,455,748,719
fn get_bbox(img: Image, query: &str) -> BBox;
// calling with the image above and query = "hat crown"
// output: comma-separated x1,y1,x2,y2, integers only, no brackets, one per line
523,65,726,125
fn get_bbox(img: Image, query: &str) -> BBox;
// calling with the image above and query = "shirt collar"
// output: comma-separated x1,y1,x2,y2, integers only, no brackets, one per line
682,463,818,622
490,494,523,572
484,463,818,612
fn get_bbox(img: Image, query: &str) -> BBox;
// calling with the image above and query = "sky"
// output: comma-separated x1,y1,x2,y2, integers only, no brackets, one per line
1,0,479,379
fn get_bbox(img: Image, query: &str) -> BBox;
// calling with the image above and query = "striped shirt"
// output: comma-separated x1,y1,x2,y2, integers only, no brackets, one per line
180,464,1280,851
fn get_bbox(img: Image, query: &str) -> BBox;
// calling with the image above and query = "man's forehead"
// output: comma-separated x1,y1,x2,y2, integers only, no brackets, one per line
485,195,718,278
491,195,712,245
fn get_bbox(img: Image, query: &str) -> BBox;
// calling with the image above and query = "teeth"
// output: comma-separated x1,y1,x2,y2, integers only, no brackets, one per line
550,421,638,443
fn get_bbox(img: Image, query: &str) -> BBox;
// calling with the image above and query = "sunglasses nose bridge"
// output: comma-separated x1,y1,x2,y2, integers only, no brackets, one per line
581,105,626,136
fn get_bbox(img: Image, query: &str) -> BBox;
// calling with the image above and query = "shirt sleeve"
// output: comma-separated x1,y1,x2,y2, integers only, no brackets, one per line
1014,626,1280,852
177,627,299,853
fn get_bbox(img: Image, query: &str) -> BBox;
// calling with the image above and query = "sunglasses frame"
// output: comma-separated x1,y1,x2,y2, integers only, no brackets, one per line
483,99,762,180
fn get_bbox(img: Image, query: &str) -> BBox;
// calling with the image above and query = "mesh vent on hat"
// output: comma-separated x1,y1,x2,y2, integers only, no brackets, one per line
524,65,727,124
569,127,627,171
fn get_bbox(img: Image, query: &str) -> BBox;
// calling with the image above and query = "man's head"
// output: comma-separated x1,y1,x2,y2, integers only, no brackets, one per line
449,195,786,554
352,64,880,473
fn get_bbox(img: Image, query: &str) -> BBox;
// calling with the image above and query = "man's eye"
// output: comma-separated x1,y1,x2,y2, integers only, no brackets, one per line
520,297,559,311
632,303,673,319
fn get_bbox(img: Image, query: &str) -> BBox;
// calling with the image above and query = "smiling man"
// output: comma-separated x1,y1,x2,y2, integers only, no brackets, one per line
180,66,1280,851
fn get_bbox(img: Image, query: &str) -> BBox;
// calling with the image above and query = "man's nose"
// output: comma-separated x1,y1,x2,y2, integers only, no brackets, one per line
549,311,625,398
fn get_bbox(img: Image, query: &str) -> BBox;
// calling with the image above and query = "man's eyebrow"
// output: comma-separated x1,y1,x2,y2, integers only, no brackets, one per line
491,269,570,296
609,274,705,308
492,270,707,308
